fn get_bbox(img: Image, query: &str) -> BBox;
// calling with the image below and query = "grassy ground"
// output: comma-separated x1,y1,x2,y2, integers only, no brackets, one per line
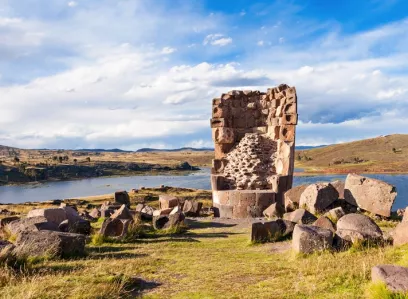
1,188,407,298
1,220,408,298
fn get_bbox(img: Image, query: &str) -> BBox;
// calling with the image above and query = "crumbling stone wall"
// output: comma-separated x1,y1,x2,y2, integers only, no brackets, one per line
211,84,298,218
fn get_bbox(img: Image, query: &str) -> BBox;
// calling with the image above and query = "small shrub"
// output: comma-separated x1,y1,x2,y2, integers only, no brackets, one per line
91,233,106,246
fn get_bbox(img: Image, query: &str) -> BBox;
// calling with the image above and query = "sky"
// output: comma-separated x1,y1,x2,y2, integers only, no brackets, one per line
1,0,408,150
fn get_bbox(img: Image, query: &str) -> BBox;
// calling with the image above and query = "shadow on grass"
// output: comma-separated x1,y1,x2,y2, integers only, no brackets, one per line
185,219,237,229
34,263,86,274
121,276,162,298
87,246,148,259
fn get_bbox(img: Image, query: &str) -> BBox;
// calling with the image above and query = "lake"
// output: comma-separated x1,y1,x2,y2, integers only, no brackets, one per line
0,168,407,210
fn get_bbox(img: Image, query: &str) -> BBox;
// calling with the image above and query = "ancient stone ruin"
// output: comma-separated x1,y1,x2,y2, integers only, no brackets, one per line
210,84,298,218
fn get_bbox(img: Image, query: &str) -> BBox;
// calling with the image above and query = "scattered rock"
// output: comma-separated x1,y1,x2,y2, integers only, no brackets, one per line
251,219,295,242
14,230,86,258
100,218,132,238
135,203,145,213
292,224,333,254
170,206,181,215
159,195,179,210
344,174,397,217
58,218,91,235
153,208,173,217
182,200,203,217
6,217,59,235
114,191,131,207
60,205,81,223
299,183,339,214
26,208,67,225
326,207,345,222
0,216,19,229
110,205,133,220
140,205,154,221
89,208,101,219
372,265,408,292
283,209,317,224
263,203,284,218
313,216,336,233
284,185,308,212
153,212,185,230
392,222,408,246
336,213,383,244
331,180,345,199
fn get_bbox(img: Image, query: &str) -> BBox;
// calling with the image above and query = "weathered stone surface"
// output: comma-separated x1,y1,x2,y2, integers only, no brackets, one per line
159,195,179,210
344,173,397,217
140,205,154,220
331,180,345,199
170,206,181,215
100,209,115,218
60,205,81,223
182,200,203,217
326,207,345,221
283,209,317,224
153,208,173,217
292,224,333,254
89,208,101,219
26,208,67,225
299,183,339,214
153,212,185,230
114,191,131,207
284,185,308,212
110,205,133,220
0,216,19,228
313,216,336,233
372,265,408,292
392,222,408,246
336,213,383,244
263,203,284,218
402,207,408,222
251,219,294,242
100,218,131,238
135,203,144,213
6,216,59,235
14,231,85,258
59,218,91,235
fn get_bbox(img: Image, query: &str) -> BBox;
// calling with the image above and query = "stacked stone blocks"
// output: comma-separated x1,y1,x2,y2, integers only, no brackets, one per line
211,84,298,218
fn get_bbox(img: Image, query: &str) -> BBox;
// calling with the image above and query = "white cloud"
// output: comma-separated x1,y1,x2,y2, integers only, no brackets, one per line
257,40,264,46
68,1,77,7
203,34,232,46
161,47,177,54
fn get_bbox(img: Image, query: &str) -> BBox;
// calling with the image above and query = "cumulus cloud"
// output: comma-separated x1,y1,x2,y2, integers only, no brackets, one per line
1,0,408,149
203,34,233,46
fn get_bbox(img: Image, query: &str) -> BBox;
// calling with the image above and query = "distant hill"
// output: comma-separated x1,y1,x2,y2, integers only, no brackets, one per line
136,147,213,153
295,145,327,150
72,148,132,153
296,134,408,173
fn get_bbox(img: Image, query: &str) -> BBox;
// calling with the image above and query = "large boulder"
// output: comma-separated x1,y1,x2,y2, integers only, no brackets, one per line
284,185,308,212
283,209,317,224
344,174,397,217
110,205,133,220
0,216,19,229
336,213,383,244
114,191,131,207
60,205,81,223
100,218,132,238
263,203,284,219
6,216,59,235
153,212,185,230
292,224,333,254
331,180,345,199
251,219,294,242
159,195,179,210
313,216,336,233
89,208,101,219
140,205,155,220
299,183,339,214
26,208,67,225
182,200,202,217
392,222,408,246
14,230,85,258
58,219,91,235
372,265,408,292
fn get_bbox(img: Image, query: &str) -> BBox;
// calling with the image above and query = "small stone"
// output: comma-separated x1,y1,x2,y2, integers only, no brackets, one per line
283,209,317,224
292,224,333,254
313,216,336,233
263,203,284,218
372,265,408,292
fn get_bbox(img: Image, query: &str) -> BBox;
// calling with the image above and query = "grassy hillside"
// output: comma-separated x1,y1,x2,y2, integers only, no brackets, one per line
296,134,408,173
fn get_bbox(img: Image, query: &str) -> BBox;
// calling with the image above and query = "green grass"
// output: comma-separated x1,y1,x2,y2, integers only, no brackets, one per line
2,221,408,298
366,282,408,299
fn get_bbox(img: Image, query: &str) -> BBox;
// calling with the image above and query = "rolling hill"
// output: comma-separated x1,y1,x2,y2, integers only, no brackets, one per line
296,134,408,173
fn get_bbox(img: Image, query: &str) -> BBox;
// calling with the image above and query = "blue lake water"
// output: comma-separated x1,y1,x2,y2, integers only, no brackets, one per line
0,168,407,210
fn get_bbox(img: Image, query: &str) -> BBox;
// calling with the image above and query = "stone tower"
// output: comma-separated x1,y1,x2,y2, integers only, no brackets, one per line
210,84,298,218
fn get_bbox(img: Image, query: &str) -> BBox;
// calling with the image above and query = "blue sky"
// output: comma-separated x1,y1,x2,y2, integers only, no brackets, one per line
1,0,408,150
